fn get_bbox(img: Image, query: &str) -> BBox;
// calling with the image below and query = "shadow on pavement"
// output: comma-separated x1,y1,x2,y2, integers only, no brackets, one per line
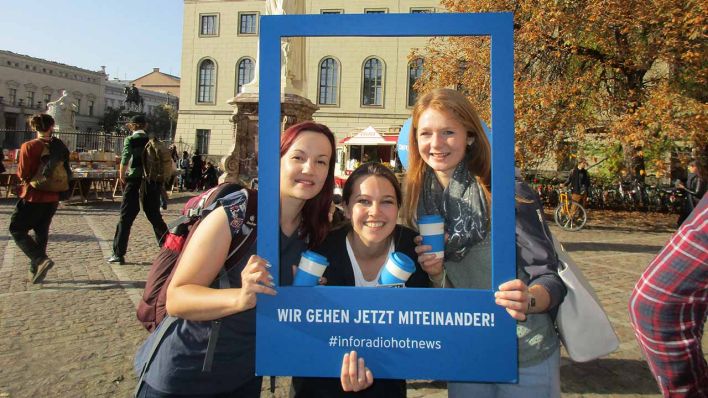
562,241,665,254
561,358,659,394
43,280,146,289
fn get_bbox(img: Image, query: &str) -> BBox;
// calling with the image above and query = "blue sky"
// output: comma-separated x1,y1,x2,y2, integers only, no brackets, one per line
0,0,183,80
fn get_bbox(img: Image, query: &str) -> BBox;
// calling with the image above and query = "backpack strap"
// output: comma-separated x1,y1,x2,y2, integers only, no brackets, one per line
133,315,180,397
202,268,230,372
202,189,257,372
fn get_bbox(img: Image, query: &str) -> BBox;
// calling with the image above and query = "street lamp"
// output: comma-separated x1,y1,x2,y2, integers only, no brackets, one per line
165,92,174,141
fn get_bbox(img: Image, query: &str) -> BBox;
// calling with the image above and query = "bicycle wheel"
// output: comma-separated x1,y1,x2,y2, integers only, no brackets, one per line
554,201,587,231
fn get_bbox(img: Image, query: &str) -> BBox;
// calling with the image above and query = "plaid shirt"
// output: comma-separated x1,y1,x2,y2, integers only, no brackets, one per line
629,194,708,398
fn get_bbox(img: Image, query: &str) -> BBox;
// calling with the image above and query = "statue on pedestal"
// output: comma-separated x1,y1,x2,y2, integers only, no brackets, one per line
123,83,144,112
46,90,78,151
241,0,303,94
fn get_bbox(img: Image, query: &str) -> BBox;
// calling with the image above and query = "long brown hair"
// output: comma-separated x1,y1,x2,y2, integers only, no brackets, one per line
401,88,491,227
280,121,336,248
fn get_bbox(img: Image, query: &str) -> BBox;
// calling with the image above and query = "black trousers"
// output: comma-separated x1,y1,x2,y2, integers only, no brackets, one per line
9,199,59,271
112,179,168,256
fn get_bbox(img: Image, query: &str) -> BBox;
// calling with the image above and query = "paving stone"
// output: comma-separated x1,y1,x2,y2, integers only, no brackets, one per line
0,195,687,397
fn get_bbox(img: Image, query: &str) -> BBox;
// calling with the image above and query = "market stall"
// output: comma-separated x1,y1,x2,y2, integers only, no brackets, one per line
336,126,399,187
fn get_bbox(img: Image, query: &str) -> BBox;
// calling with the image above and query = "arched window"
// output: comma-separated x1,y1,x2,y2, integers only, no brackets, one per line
407,58,423,107
236,58,255,93
318,57,339,105
197,59,216,103
362,58,383,106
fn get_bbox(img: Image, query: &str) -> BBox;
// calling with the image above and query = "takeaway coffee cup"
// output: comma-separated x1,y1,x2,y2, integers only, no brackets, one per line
378,252,416,285
293,250,329,286
418,214,445,259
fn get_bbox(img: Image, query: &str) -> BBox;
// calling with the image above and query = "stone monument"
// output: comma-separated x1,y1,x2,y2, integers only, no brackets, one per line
221,0,317,184
46,90,78,151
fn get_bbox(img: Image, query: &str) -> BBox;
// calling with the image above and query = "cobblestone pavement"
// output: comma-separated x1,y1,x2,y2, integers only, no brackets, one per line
0,194,693,397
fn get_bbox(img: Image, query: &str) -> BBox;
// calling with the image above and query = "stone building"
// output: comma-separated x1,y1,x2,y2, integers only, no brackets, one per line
174,0,440,156
0,49,106,132
132,67,181,99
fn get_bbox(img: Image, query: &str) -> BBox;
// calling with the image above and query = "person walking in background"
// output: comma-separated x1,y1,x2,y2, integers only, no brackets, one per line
190,150,204,191
177,151,190,191
9,113,71,283
629,192,707,397
563,158,591,207
108,115,167,265
402,88,564,397
676,160,706,227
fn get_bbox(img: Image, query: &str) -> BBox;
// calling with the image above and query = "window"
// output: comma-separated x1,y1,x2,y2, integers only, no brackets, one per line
9,88,17,105
88,100,95,116
197,59,216,103
321,9,343,14
407,58,424,107
364,9,387,14
411,7,434,13
318,58,339,106
26,91,35,108
362,58,383,106
200,14,218,36
44,93,51,103
76,99,81,114
196,129,211,154
236,58,255,93
239,12,258,35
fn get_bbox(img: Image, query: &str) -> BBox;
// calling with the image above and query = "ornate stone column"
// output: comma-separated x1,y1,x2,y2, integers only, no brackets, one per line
221,93,318,184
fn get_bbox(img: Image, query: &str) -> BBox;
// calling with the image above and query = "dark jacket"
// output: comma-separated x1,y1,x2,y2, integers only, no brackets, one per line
516,177,567,311
565,167,590,195
292,224,428,398
685,173,706,207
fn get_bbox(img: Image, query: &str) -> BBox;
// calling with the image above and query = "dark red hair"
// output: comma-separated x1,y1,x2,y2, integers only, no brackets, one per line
280,121,336,248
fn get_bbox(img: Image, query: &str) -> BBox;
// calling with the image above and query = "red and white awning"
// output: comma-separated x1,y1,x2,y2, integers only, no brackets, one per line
339,126,397,146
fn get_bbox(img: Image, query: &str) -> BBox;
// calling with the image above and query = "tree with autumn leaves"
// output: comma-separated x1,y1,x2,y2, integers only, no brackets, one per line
412,0,706,180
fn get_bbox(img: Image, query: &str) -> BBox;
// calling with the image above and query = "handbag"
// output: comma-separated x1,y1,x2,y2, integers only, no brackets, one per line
553,235,620,362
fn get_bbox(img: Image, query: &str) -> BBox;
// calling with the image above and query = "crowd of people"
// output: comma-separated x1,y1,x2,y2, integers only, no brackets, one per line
5,87,706,397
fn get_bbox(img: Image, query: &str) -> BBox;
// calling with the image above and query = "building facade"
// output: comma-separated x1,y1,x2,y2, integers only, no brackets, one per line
132,67,181,98
0,50,106,132
175,0,440,156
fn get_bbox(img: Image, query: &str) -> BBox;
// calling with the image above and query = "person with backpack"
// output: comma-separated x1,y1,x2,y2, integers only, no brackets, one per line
134,121,342,397
9,113,71,283
108,114,168,265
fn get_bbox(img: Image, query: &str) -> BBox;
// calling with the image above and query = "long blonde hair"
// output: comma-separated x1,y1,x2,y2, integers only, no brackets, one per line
401,88,491,227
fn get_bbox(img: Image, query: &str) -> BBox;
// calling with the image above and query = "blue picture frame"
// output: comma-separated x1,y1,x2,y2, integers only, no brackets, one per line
256,12,516,382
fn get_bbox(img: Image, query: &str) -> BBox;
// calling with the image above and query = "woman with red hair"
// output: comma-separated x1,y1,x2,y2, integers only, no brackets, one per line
135,121,336,397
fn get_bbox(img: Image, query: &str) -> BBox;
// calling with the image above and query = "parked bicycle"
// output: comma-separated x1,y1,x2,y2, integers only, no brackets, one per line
554,189,587,231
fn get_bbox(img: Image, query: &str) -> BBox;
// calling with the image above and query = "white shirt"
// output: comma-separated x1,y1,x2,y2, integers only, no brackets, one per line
345,236,394,287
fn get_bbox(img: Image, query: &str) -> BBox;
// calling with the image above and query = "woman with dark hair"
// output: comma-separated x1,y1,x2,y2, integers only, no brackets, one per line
292,162,429,397
135,121,336,397
9,113,70,284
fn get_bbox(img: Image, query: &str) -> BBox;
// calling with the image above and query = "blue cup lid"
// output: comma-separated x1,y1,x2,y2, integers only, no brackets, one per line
302,250,329,266
418,214,444,224
389,252,415,272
